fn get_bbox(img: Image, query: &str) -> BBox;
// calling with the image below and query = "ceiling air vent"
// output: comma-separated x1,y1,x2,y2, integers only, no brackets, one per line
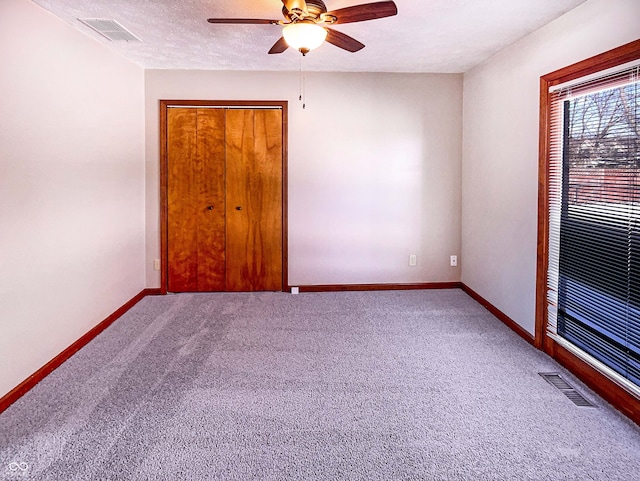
78,18,141,42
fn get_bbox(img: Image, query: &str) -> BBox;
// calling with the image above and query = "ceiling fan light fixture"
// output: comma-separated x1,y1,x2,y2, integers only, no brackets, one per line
282,22,327,54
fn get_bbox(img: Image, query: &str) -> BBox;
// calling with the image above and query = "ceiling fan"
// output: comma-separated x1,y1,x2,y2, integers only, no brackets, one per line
207,0,398,56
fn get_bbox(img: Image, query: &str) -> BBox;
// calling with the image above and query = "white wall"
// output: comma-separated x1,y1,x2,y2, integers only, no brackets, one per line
0,0,146,398
145,71,463,287
461,0,640,335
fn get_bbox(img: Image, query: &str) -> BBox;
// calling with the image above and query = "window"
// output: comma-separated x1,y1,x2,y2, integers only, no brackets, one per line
538,40,640,418
552,73,639,389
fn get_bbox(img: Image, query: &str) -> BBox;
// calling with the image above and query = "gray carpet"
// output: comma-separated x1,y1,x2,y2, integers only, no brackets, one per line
1,289,639,480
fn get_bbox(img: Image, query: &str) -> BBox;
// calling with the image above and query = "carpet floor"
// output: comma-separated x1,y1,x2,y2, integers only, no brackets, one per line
1,289,639,480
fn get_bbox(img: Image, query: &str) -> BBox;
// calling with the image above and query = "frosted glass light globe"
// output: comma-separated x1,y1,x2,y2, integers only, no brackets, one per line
283,23,327,54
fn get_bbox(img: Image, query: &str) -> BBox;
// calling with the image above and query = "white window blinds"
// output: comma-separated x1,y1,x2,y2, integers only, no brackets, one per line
546,64,640,395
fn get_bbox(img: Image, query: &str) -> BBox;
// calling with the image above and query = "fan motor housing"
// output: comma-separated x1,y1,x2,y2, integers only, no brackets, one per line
283,0,327,21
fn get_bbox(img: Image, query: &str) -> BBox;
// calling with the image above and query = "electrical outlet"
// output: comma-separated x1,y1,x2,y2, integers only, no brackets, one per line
450,255,458,267
154,259,160,271
409,254,417,267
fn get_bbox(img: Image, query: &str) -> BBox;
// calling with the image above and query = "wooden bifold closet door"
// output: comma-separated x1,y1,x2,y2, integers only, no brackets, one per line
167,107,283,292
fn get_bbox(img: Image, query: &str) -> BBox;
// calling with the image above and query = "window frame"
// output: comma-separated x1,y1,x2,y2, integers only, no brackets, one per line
536,39,640,424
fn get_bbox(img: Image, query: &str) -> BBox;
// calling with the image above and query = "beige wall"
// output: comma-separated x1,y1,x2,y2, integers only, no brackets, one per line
0,0,146,397
145,71,463,287
461,0,640,335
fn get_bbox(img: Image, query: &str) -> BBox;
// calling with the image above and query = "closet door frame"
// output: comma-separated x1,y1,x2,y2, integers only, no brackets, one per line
159,100,289,294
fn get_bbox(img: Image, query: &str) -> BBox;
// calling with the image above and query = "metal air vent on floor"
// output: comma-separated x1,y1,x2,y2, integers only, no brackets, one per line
78,18,141,42
538,372,597,407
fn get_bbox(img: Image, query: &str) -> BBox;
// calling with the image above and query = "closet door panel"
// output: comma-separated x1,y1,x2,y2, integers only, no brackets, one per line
255,109,283,290
196,109,226,291
167,108,198,292
225,109,283,291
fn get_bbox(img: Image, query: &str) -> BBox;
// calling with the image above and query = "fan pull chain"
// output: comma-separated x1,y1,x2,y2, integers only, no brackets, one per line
299,54,306,109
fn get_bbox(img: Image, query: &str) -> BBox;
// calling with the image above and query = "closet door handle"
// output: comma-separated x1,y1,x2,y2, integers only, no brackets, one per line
235,206,243,211
207,205,214,211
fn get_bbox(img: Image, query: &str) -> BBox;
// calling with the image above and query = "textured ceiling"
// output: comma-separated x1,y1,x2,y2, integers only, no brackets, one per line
31,0,588,73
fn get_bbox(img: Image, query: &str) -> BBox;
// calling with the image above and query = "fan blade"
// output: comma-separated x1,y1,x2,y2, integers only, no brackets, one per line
281,0,308,14
325,1,397,24
207,18,281,25
268,37,289,54
325,28,365,52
